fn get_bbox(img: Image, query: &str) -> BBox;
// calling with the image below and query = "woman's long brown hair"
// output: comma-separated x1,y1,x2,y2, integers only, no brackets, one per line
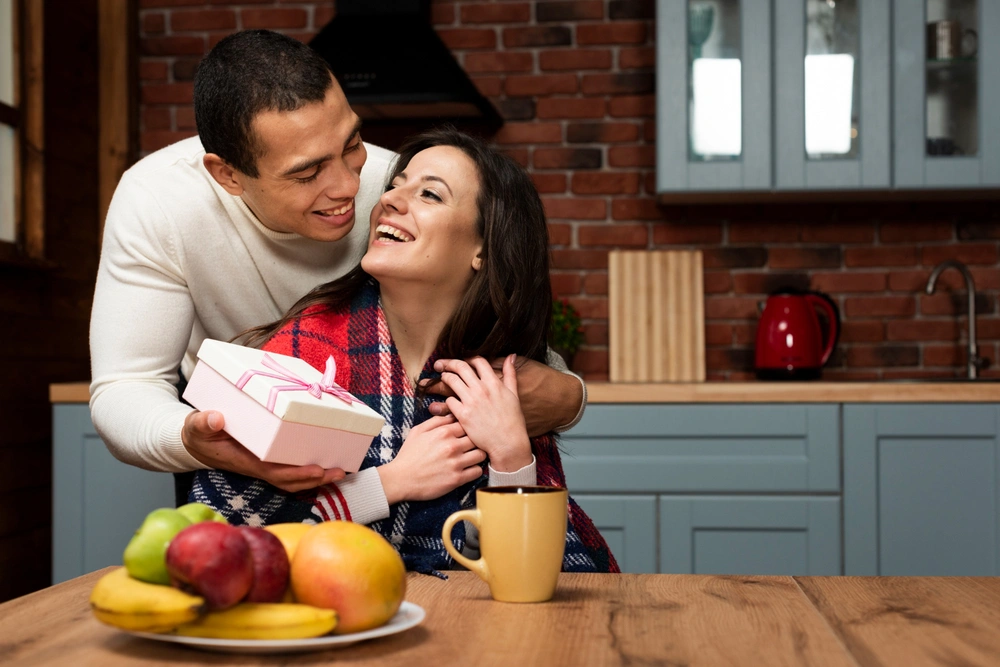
236,127,552,364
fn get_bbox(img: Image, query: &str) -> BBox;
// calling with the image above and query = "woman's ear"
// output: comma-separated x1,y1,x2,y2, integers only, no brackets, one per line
471,248,484,272
203,153,245,196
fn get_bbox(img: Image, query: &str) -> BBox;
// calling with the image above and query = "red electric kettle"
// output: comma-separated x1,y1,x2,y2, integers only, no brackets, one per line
754,290,840,380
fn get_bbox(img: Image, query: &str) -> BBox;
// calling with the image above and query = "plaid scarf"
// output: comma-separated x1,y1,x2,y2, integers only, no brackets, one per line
191,280,619,574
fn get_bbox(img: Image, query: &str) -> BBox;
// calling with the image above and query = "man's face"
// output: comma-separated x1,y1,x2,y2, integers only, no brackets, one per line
234,81,366,241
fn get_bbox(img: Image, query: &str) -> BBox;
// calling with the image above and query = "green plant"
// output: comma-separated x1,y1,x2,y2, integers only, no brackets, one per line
549,298,584,357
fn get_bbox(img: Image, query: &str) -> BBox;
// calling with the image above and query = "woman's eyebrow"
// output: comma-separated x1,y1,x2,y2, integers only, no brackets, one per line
421,175,453,196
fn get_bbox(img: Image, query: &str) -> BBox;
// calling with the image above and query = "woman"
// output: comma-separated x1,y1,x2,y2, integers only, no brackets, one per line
191,128,618,574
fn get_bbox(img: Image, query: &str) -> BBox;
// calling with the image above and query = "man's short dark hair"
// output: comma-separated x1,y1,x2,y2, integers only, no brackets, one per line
194,30,335,177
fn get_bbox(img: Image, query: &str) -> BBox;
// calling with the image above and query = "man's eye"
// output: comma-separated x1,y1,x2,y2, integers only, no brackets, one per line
345,139,362,154
295,170,320,183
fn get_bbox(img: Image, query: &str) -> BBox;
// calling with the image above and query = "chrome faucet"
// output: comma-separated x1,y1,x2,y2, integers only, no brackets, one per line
925,259,987,379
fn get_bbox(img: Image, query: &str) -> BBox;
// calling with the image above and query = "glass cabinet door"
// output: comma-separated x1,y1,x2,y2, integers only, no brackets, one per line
894,0,1000,187
774,0,891,190
656,0,772,193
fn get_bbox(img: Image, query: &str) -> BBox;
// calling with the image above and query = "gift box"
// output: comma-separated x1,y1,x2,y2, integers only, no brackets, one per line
182,339,384,471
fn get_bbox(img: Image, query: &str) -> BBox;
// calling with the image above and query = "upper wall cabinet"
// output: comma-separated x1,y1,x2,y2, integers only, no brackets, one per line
656,0,1000,196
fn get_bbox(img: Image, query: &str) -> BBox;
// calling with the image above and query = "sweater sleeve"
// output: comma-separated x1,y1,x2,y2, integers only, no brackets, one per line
545,345,587,433
89,173,204,472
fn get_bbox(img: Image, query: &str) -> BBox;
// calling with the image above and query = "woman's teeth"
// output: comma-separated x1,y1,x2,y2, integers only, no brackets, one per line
375,224,414,242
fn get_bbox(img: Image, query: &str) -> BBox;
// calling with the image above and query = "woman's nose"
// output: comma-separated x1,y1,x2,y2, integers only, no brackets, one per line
379,185,406,213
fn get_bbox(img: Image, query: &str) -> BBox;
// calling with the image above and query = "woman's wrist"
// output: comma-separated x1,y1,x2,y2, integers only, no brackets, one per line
377,463,404,505
487,437,533,472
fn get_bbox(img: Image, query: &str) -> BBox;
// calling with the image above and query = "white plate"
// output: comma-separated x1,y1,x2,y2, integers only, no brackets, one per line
125,601,426,654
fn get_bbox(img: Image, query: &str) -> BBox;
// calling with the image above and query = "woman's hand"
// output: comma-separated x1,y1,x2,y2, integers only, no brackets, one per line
182,410,346,493
377,415,487,504
436,355,533,472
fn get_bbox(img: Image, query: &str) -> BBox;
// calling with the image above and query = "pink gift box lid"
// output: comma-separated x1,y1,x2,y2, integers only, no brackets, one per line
194,339,384,437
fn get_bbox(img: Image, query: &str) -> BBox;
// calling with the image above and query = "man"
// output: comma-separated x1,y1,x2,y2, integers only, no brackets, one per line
89,30,585,501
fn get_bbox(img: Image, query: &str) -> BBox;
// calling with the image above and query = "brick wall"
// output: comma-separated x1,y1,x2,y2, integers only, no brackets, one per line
137,0,1000,381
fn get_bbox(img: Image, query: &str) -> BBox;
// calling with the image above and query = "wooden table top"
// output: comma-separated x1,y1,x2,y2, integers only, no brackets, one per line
2,569,999,666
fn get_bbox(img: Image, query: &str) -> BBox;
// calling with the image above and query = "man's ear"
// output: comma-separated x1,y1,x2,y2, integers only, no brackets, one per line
203,153,245,196
471,246,484,272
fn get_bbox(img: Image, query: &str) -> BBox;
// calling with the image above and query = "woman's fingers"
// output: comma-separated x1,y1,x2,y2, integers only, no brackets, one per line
501,354,519,397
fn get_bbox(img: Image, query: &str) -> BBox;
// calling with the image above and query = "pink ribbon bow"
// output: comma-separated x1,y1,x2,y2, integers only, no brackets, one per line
235,354,356,412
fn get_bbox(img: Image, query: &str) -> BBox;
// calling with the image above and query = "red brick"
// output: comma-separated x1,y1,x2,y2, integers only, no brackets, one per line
460,3,530,24
810,272,887,293
704,271,732,293
534,148,601,169
572,172,640,195
241,8,308,29
583,322,609,346
171,58,199,81
464,52,533,73
802,222,876,244
567,122,640,143
733,323,758,346
922,243,998,266
431,3,454,25
608,146,655,167
550,272,582,296
610,0,656,20
171,9,236,31
543,198,608,220
843,296,916,318
705,348,755,371
536,1,604,22
578,224,648,247
141,82,195,105
846,345,920,367
611,197,662,221
140,36,206,56
704,247,768,269
531,173,568,194
880,221,953,243
705,297,760,319
208,32,238,50
733,272,810,295
494,122,563,145
971,267,1000,289
500,147,529,167
705,323,733,346
653,223,723,245
980,318,1000,339
315,5,336,27
141,130,196,152
503,26,572,48
886,320,959,341
547,223,572,246
577,22,647,45
923,345,965,367
728,224,802,243
919,292,994,316
175,106,196,130
437,28,496,50
567,297,608,320
140,0,202,6
471,76,502,97
573,349,609,375
539,49,612,71
504,74,578,97
551,249,609,270
643,120,656,143
844,246,918,267
139,61,168,82
608,95,656,118
536,97,606,119
496,98,536,121
207,0,272,4
840,320,885,343
823,369,881,381
958,221,1000,240
619,47,655,69
583,273,608,295
581,73,654,95
142,107,171,131
142,12,166,34
888,269,963,292
768,247,841,269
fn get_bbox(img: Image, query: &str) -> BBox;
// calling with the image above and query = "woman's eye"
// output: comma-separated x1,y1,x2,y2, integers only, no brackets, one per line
422,189,441,201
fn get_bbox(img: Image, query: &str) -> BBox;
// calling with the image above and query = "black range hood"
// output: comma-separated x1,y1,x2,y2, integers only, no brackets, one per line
310,0,503,149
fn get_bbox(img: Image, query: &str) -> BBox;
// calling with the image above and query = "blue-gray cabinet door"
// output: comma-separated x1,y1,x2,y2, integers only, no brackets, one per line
893,0,1000,187
572,495,657,574
773,0,891,190
52,404,175,584
660,496,841,575
843,404,1000,575
656,0,772,193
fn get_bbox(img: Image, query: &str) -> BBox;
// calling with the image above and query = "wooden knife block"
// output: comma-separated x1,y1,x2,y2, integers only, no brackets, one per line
608,250,706,382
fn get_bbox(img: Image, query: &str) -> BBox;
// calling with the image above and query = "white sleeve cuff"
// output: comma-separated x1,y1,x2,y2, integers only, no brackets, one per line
554,371,587,433
488,455,537,486
324,467,390,525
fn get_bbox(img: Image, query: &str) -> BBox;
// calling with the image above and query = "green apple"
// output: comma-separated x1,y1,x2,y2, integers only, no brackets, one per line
123,508,192,585
176,502,229,525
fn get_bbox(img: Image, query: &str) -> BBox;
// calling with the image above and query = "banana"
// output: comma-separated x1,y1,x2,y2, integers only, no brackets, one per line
175,602,338,640
90,567,205,633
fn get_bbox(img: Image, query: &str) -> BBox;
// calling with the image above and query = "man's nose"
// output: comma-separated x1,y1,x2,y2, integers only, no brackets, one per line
322,158,361,201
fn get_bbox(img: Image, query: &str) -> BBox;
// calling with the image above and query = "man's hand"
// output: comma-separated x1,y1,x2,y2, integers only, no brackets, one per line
426,356,583,436
182,410,346,493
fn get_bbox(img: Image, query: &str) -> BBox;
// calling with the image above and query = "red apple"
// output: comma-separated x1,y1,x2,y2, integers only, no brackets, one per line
238,526,290,603
165,522,253,610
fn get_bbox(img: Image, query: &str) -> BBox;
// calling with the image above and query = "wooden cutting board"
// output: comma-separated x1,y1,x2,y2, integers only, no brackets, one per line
608,250,706,382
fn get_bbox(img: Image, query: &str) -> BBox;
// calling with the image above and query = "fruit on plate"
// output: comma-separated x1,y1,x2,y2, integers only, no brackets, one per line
264,522,313,562
90,567,205,633
238,526,290,603
176,502,229,525
123,508,193,585
175,602,337,640
291,521,406,634
166,522,253,610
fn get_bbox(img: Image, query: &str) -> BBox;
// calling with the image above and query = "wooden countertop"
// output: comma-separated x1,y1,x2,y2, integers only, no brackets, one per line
52,380,1000,404
2,568,999,665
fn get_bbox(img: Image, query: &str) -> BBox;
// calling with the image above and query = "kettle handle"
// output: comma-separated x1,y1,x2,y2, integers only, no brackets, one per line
805,293,840,366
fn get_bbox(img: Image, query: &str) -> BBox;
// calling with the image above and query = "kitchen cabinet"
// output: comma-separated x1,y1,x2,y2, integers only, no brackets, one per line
843,403,1000,575
573,495,657,573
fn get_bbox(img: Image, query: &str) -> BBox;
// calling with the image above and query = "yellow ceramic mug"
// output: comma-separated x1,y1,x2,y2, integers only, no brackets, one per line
442,486,568,603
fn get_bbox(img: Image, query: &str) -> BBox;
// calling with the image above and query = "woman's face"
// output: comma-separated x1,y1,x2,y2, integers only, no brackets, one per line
361,145,483,292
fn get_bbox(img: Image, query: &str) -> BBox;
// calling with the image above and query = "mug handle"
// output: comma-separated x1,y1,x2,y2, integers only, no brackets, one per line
442,509,490,581
963,28,978,58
